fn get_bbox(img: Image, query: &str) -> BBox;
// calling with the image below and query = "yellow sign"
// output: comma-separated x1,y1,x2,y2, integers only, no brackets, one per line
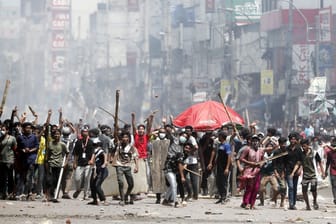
220,79,238,101
260,70,274,95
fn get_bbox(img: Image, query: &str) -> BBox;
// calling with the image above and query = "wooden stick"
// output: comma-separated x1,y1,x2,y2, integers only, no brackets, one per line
98,106,128,125
114,90,120,141
143,110,159,123
256,151,288,166
28,105,37,117
1,80,10,109
245,108,250,128
184,166,202,177
218,93,241,139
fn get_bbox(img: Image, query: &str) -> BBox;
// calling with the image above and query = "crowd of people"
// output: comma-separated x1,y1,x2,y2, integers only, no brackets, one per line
1,106,336,211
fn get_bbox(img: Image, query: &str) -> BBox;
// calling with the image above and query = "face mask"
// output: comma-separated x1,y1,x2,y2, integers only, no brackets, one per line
1,131,5,136
159,133,166,139
179,136,187,144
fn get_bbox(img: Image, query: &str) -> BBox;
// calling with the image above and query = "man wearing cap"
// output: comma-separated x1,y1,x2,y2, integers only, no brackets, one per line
72,126,94,200
87,137,108,205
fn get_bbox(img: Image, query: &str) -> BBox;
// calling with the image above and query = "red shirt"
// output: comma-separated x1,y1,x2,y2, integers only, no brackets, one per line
326,147,336,176
134,133,149,159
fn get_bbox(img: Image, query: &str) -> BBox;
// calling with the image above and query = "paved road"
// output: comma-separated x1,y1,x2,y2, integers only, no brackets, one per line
0,185,335,224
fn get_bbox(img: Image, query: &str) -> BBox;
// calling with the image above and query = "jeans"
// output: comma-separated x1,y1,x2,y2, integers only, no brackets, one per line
201,169,212,191
165,171,177,203
61,163,73,194
74,165,92,195
286,174,299,207
144,159,151,190
90,167,108,202
46,167,61,198
184,164,199,199
216,166,229,200
116,166,134,201
35,164,45,196
330,175,336,202
25,163,37,195
0,163,14,197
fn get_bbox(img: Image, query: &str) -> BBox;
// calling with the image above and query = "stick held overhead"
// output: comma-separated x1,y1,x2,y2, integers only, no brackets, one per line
1,80,10,109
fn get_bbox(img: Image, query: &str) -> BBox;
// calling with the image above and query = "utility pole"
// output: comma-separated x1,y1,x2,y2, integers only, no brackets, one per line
283,0,293,135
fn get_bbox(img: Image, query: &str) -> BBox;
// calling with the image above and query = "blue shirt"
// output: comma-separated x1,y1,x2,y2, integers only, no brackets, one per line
17,133,39,165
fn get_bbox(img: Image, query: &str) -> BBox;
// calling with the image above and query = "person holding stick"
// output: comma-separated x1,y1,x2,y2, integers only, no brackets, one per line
87,137,109,206
208,131,231,204
162,131,187,208
45,129,68,202
111,131,139,206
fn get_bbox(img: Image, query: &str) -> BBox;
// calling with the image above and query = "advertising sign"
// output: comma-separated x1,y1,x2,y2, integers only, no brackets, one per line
52,31,66,49
260,70,274,95
225,0,262,22
52,10,70,30
319,7,331,42
51,52,66,72
292,44,314,85
51,0,70,9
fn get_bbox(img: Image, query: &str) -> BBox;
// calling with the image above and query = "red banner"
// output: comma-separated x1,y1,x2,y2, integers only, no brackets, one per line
52,31,66,49
52,10,70,30
51,0,70,9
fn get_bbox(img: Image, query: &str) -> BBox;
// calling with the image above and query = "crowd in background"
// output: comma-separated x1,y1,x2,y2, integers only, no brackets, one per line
1,106,336,211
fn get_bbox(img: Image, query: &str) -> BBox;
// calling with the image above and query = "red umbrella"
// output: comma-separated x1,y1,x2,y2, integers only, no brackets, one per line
173,100,244,131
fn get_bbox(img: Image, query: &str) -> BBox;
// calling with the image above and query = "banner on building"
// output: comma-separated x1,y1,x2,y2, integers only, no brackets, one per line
319,7,332,42
319,44,334,70
193,91,207,102
292,44,314,85
51,52,66,72
52,10,70,30
128,0,139,12
52,31,66,49
224,0,262,23
51,0,70,9
205,0,215,13
298,97,310,118
171,4,195,28
220,79,238,104
260,70,274,95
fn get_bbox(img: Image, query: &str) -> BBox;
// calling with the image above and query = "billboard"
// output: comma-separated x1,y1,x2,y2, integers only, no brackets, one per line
292,44,315,86
260,70,274,95
319,7,332,42
51,0,70,9
51,52,66,72
52,31,66,49
225,0,262,23
52,10,70,30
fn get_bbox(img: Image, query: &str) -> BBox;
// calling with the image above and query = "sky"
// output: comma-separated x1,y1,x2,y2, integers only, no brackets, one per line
71,0,98,39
